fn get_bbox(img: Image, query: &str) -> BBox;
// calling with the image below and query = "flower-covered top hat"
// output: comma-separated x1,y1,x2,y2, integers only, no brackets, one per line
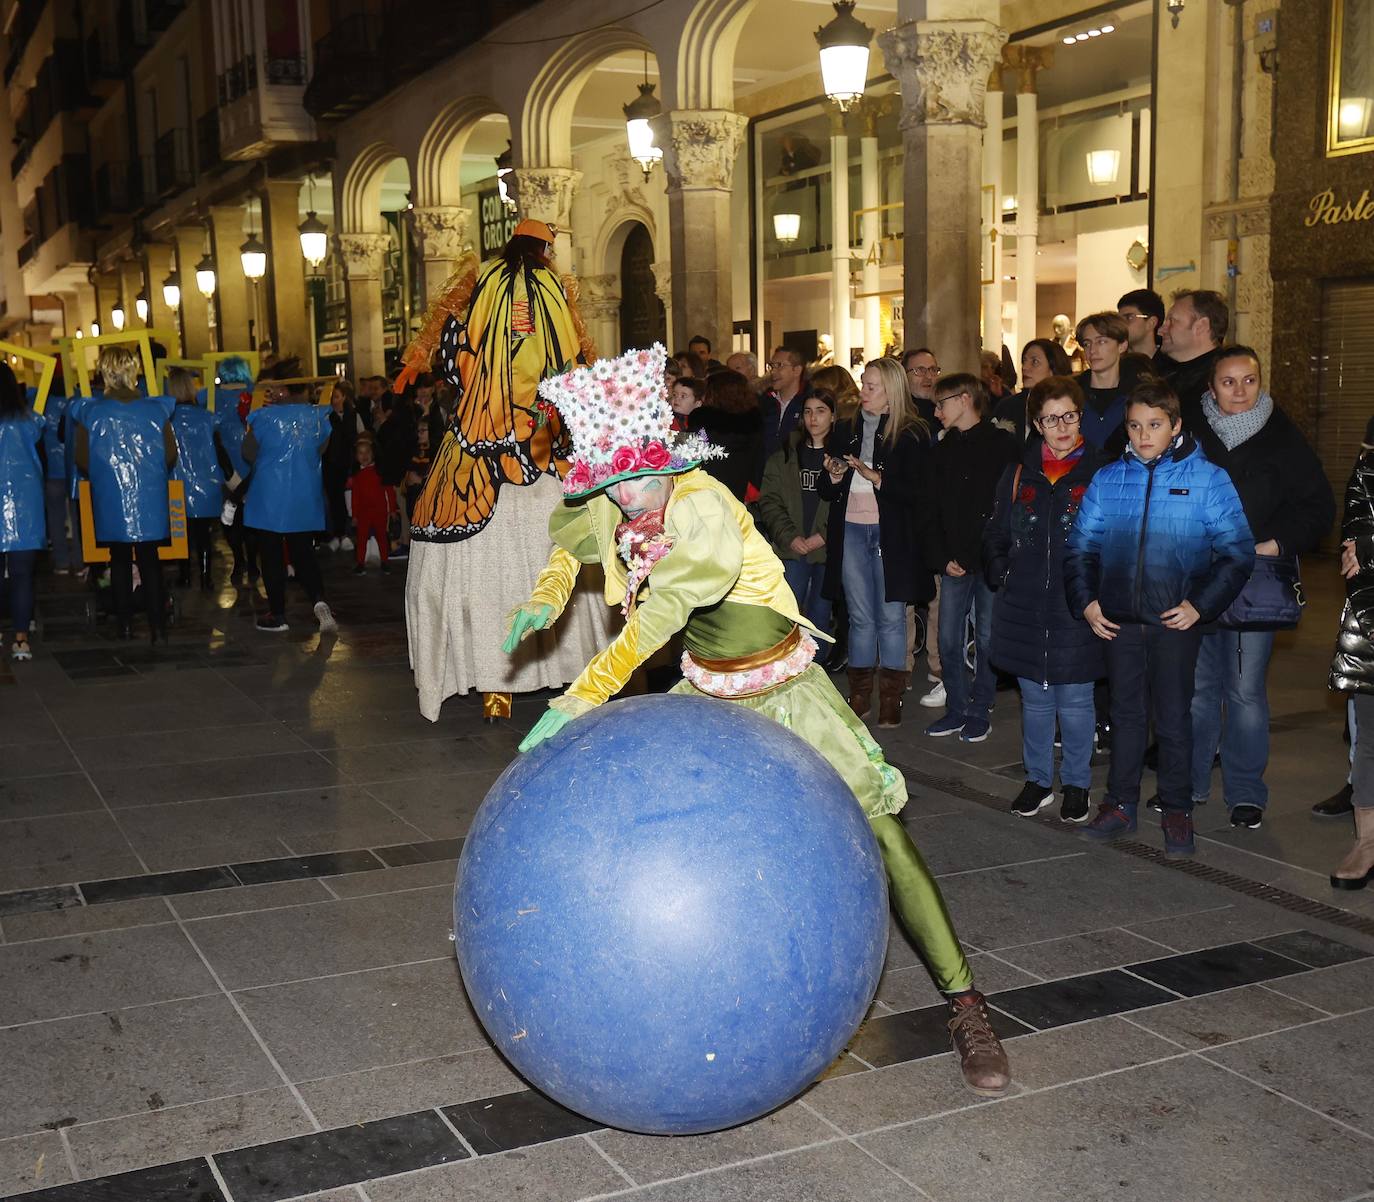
537,342,725,499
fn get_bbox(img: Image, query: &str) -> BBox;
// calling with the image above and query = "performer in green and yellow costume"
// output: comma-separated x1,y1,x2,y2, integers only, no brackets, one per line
402,220,616,722
504,344,1012,1098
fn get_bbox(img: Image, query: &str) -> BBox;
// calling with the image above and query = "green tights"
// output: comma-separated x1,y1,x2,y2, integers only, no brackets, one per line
868,813,973,996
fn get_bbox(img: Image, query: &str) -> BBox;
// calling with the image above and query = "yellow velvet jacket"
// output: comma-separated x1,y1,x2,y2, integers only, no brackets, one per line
527,470,819,715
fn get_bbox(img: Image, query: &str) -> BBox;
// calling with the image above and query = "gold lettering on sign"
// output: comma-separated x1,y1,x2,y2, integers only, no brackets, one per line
1305,188,1374,226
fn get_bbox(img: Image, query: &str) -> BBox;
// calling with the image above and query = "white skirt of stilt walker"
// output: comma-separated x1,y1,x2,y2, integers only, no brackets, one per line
405,472,618,721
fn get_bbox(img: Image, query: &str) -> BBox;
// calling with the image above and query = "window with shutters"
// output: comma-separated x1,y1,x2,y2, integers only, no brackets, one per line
1317,278,1374,543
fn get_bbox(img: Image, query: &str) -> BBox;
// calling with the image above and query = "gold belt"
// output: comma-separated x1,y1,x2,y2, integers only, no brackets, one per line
689,626,801,674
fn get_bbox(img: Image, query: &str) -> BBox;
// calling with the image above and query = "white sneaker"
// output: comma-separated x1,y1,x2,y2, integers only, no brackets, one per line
287,564,296,578
327,538,340,552
339,536,354,551
919,680,946,708
11,640,31,661
314,601,338,634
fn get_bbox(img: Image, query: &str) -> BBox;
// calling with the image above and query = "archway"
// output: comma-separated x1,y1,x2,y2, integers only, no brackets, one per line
618,223,666,352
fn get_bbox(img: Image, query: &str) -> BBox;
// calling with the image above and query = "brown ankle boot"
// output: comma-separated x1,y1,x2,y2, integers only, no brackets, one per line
948,991,1011,1097
877,669,908,728
846,667,875,719
1332,806,1374,890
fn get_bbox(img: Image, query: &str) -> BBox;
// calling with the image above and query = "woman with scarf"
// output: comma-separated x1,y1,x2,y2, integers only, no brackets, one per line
1189,346,1334,829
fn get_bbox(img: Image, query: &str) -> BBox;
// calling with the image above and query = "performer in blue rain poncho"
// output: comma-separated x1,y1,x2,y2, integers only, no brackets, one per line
167,367,224,591
40,381,79,576
74,346,177,641
214,355,257,583
241,361,336,635
0,364,45,660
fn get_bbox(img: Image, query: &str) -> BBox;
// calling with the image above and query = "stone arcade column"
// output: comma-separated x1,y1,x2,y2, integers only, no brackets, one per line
1007,45,1051,356
651,261,674,346
510,168,581,270
173,225,214,357
144,243,180,355
879,18,1006,373
337,232,391,379
858,99,885,361
649,109,748,352
209,205,251,351
261,179,310,364
829,107,852,373
981,58,1005,354
578,273,621,358
412,205,473,298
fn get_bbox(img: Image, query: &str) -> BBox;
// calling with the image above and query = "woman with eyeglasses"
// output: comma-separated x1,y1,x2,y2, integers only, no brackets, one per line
983,376,1107,822
992,339,1073,442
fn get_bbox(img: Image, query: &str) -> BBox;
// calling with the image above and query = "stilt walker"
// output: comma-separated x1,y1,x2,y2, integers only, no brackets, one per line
399,220,616,722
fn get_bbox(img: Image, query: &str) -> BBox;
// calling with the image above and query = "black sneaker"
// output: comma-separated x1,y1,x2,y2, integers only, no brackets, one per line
1060,785,1091,823
1147,794,1163,814
256,615,288,632
1011,780,1054,817
1312,783,1353,817
1229,804,1263,829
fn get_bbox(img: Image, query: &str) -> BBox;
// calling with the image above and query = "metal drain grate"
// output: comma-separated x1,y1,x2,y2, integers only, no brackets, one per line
893,761,1374,941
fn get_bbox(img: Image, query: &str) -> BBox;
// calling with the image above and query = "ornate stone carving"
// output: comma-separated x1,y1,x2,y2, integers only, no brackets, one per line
878,19,1008,129
579,273,621,321
335,232,391,279
510,168,582,226
649,110,749,192
602,152,649,218
651,260,673,305
412,206,472,261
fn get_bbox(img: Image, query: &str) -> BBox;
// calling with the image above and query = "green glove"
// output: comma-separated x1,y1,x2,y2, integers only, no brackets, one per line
501,603,555,654
518,705,575,753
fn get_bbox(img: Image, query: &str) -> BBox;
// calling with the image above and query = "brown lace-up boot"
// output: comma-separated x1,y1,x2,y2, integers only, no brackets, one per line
947,991,1011,1097
846,667,875,720
877,669,908,728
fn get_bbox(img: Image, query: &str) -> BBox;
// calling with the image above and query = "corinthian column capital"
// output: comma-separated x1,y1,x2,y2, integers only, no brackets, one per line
648,110,749,192
878,19,1008,129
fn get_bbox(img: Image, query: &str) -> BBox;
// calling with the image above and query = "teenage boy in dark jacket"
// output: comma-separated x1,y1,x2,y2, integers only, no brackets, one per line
1065,378,1253,856
922,372,1017,743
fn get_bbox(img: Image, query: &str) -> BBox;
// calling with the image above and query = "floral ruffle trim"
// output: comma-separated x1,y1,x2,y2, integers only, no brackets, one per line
680,634,818,699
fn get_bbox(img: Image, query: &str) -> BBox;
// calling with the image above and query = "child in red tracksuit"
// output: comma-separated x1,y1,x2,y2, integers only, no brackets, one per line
348,434,395,574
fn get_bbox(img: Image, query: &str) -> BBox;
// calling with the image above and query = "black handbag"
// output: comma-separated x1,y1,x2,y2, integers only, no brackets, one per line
1218,554,1304,630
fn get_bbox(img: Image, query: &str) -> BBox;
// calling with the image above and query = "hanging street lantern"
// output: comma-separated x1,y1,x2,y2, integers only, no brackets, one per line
162,270,181,310
240,233,268,281
773,213,802,244
135,291,149,322
298,211,328,268
195,253,217,299
623,55,663,182
816,1,873,111
110,305,125,331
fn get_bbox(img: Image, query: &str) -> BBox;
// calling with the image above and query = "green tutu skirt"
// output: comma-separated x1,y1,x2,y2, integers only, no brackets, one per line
671,663,906,818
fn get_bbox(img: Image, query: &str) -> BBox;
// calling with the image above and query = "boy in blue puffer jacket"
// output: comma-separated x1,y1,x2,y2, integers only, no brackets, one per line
1065,378,1253,855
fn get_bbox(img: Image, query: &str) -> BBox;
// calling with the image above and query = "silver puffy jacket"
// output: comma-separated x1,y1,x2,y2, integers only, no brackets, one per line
1329,451,1374,695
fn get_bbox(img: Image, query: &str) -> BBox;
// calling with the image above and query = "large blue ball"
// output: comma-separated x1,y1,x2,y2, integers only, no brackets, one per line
454,694,889,1135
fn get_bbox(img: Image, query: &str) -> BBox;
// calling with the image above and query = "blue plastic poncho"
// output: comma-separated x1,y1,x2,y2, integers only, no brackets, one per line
42,394,68,480
244,403,329,533
85,395,175,543
171,403,223,519
64,394,93,500
0,411,45,552
216,395,251,480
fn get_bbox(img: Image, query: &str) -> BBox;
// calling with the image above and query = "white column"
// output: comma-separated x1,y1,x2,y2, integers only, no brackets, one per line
981,60,1004,354
829,108,851,372
1011,47,1049,355
859,101,882,361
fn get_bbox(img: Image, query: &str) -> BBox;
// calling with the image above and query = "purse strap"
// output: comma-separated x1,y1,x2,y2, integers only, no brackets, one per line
1011,462,1023,503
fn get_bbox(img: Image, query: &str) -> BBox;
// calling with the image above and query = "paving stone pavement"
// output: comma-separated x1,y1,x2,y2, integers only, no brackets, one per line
2,554,1372,1201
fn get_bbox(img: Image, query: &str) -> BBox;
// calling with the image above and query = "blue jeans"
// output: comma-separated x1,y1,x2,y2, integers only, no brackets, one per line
842,522,906,670
1019,679,1095,789
783,557,833,648
1189,628,1275,808
937,570,995,722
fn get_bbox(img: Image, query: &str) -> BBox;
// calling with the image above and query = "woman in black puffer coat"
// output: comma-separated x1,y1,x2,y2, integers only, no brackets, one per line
983,376,1106,822
1328,423,1374,890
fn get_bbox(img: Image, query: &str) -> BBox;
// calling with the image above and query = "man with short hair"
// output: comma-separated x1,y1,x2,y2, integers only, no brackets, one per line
902,348,940,425
1159,289,1229,431
1117,288,1166,358
760,346,811,459
1075,311,1142,451
922,373,1017,744
688,334,724,374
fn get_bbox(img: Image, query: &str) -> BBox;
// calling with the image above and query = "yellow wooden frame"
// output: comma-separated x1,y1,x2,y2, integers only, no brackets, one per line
155,357,209,392
1328,0,1374,158
249,376,337,412
0,342,59,415
202,350,260,414
78,479,189,563
69,330,171,397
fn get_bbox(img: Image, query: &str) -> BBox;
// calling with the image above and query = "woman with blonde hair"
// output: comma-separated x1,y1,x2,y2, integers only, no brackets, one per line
75,345,176,640
820,357,934,727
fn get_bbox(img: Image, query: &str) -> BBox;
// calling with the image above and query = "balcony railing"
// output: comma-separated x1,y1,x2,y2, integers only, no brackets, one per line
195,109,221,174
94,160,144,216
153,127,192,197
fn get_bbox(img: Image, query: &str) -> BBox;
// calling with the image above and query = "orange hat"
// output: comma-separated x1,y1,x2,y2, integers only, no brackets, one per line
513,218,558,244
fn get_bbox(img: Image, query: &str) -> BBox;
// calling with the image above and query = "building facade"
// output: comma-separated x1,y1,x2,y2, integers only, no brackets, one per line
2,0,1369,470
